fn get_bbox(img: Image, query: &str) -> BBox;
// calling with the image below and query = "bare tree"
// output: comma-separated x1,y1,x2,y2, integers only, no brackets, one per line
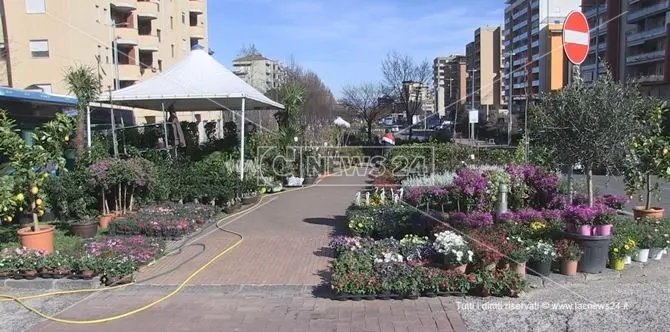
238,44,262,57
339,83,390,141
381,51,431,139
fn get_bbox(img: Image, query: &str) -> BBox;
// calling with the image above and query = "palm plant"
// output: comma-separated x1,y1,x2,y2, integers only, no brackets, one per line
64,65,102,153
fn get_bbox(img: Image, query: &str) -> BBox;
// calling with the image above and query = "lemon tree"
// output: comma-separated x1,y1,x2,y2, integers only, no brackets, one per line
623,100,670,210
0,110,74,230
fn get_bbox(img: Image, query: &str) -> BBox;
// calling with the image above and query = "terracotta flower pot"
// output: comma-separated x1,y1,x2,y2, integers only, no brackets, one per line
511,262,526,280
81,270,95,279
448,264,467,274
99,214,114,229
561,259,578,276
633,206,664,219
17,224,55,254
70,222,98,239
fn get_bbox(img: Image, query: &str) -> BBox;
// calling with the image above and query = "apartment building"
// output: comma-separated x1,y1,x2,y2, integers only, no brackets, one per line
465,26,503,121
0,0,213,125
504,0,581,112
433,55,468,118
232,54,285,94
580,0,626,83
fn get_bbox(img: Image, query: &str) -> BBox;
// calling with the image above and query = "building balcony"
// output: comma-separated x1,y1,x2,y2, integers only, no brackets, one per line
588,42,607,54
138,34,159,52
189,25,206,40
512,6,528,20
188,0,205,14
636,74,664,83
584,4,607,19
136,1,159,20
116,27,138,44
627,1,670,23
627,26,666,46
118,64,140,81
626,50,665,65
111,0,137,11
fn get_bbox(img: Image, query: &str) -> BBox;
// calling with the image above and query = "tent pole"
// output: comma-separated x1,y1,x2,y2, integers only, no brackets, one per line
161,102,169,152
86,105,92,149
240,98,246,181
109,89,118,158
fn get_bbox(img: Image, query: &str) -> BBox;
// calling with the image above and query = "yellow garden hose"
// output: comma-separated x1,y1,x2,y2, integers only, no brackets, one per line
0,169,348,324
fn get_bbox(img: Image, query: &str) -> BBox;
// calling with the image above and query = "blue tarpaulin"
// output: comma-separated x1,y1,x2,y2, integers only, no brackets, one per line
0,87,77,106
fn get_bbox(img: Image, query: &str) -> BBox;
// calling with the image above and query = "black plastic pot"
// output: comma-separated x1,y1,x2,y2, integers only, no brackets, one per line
527,259,552,277
364,295,376,301
377,293,391,300
423,292,437,298
405,292,419,300
70,222,99,239
568,233,612,274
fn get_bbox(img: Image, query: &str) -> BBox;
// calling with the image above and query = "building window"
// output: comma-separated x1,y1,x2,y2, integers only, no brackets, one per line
25,0,45,13
181,12,185,24
170,16,174,29
157,29,161,42
158,59,163,72
145,116,156,124
171,44,174,58
29,40,49,58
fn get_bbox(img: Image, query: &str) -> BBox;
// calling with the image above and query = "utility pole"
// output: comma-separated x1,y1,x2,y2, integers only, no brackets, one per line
468,69,477,141
110,19,120,157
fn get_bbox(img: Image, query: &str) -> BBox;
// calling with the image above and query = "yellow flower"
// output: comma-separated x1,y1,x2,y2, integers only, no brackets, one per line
624,245,630,250
613,248,619,252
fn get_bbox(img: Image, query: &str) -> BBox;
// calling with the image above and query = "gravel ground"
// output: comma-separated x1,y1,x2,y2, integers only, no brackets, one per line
458,260,670,332
0,288,89,332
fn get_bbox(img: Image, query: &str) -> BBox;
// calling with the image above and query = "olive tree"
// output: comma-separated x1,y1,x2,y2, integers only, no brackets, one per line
531,69,647,206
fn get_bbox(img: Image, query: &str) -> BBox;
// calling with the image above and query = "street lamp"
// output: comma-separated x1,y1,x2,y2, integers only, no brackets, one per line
505,51,515,146
468,69,477,141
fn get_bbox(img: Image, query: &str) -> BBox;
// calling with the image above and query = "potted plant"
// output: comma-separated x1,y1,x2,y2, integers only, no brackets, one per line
634,224,653,263
647,226,668,261
593,208,616,236
470,270,494,297
433,230,472,273
623,99,670,219
15,248,43,280
0,253,16,279
70,219,99,239
43,167,98,238
555,239,581,276
564,205,598,236
506,235,528,279
526,241,556,277
0,111,74,253
74,254,99,279
102,255,138,286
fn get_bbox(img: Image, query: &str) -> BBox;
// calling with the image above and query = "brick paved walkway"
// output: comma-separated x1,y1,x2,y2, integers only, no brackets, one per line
30,287,466,332
29,168,468,331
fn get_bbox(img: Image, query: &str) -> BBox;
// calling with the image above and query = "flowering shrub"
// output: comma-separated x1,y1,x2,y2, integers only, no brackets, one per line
401,172,456,189
452,168,488,212
449,211,494,228
86,236,164,265
554,239,582,261
110,203,217,238
563,204,614,226
345,204,420,239
467,228,516,264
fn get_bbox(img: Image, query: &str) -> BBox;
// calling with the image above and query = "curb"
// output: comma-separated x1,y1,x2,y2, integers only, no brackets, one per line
129,284,320,297
1,277,102,291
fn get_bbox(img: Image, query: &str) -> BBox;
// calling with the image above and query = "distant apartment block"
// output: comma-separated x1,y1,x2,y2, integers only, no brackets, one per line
0,0,215,125
466,26,504,121
504,0,581,112
433,55,468,118
232,54,285,94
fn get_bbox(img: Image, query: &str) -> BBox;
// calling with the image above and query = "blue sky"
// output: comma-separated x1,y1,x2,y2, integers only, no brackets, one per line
209,0,505,98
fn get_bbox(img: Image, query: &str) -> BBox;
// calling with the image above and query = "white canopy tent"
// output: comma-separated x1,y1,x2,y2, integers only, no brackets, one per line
98,45,284,179
333,116,351,128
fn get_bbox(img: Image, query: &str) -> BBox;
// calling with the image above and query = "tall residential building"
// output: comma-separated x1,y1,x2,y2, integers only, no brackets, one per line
504,0,581,112
433,55,468,118
465,26,503,121
0,0,212,125
232,54,285,94
580,0,626,83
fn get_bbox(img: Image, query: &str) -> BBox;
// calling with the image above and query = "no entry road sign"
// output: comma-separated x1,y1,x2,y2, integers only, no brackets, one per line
563,11,590,65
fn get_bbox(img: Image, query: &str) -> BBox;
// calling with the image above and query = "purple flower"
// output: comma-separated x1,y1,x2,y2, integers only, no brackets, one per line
453,168,488,196
563,205,600,226
541,209,564,222
450,211,494,228
515,208,545,223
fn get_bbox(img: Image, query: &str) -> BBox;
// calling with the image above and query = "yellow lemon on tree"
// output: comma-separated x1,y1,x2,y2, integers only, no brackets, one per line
64,135,69,141
35,198,43,206
5,216,12,222
37,209,44,216
2,207,7,212
41,172,49,179
664,148,669,155
30,186,39,195
18,207,23,212
15,193,24,202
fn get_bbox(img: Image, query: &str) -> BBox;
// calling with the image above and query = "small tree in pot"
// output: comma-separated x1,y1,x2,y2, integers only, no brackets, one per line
0,111,75,253
623,99,670,219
